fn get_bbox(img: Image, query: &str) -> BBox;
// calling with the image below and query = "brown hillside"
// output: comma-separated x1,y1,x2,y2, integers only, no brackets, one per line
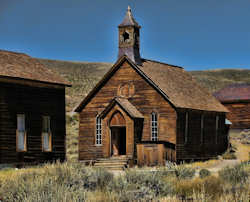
37,58,250,112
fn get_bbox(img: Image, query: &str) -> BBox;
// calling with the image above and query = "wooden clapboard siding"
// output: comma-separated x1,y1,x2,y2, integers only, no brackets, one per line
223,102,250,129
0,82,66,164
176,110,228,161
79,60,177,161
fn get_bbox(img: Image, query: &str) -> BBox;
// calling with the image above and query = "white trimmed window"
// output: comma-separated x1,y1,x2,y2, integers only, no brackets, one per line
16,114,27,152
215,115,219,144
201,114,204,144
185,112,189,144
42,116,52,152
151,112,158,141
96,116,102,145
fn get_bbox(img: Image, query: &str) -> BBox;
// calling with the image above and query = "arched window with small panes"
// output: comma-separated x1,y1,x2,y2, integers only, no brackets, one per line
151,112,158,141
96,116,102,145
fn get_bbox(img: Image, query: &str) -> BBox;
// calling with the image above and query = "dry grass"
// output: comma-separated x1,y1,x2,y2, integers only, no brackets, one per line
232,140,250,161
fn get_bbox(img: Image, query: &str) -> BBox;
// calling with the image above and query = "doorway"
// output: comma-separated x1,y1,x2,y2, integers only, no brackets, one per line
110,127,126,156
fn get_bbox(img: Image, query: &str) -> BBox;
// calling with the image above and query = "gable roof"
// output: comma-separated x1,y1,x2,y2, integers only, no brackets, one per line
0,50,71,86
75,55,228,113
213,83,250,103
100,97,144,119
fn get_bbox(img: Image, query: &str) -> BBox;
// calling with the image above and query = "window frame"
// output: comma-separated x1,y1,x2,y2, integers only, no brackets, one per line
200,114,204,144
151,112,158,141
16,114,27,152
95,116,102,146
215,115,219,144
42,116,52,152
184,112,189,144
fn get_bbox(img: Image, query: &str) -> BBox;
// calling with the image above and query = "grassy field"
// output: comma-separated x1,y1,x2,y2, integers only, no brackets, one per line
0,160,249,201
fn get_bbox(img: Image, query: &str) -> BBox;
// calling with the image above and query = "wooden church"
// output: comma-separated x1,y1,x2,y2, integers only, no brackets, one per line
75,7,229,165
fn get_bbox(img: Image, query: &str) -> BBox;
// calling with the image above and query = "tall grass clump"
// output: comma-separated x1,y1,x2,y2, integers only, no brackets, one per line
218,163,249,185
174,165,195,180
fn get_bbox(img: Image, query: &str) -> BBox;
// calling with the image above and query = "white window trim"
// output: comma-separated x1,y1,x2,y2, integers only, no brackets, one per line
96,116,102,146
42,116,52,152
16,114,27,152
151,112,158,141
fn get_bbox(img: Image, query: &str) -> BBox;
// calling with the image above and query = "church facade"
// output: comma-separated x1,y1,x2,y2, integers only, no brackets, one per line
75,7,229,165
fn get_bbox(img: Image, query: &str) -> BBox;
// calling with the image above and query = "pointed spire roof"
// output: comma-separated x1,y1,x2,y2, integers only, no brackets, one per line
119,6,140,28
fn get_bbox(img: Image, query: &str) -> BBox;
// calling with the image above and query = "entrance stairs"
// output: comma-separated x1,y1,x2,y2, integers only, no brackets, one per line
93,155,129,171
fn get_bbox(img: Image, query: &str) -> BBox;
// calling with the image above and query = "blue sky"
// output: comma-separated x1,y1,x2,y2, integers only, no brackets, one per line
0,0,250,70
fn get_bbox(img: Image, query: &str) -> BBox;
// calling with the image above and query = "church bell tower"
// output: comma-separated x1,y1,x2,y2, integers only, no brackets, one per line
118,6,142,65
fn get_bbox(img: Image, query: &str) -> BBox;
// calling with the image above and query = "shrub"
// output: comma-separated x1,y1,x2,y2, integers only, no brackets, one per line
199,169,211,179
174,165,195,180
222,151,237,160
123,170,173,198
219,164,249,185
83,167,114,191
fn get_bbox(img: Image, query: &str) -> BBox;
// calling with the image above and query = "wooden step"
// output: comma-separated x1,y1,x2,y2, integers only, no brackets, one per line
93,156,129,171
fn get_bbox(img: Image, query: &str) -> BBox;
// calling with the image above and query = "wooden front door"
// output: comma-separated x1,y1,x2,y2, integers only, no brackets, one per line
111,127,126,156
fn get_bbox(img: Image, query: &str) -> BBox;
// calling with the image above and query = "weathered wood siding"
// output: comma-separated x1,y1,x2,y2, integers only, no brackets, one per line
0,82,66,164
79,60,177,160
137,144,165,166
223,102,250,129
176,110,228,161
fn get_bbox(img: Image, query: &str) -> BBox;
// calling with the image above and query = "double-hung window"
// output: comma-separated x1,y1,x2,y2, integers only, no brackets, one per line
42,116,52,152
16,114,27,152
96,116,102,145
151,112,158,141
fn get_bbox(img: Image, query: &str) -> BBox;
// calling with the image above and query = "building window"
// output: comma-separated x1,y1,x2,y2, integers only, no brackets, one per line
96,116,102,145
185,112,189,144
42,116,52,152
16,114,27,152
215,115,219,144
151,112,158,141
201,114,204,144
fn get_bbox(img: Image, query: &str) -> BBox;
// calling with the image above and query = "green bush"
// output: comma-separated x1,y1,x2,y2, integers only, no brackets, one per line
174,165,195,180
199,169,211,179
219,164,249,185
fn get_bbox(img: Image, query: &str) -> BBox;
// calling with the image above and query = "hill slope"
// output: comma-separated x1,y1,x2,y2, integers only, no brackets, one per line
38,58,250,111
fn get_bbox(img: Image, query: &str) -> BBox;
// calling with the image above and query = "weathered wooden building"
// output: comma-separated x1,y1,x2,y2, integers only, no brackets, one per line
75,7,229,166
214,83,250,129
0,50,70,166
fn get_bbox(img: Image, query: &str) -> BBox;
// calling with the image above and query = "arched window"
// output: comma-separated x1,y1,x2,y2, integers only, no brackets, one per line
96,116,102,145
151,112,158,141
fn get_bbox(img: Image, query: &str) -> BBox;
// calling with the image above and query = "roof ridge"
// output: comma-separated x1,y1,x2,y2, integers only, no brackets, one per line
142,58,183,69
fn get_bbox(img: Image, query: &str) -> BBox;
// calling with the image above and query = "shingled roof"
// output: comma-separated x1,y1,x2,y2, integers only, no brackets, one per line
75,56,228,113
100,97,144,119
213,83,250,102
118,6,140,28
0,50,70,86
